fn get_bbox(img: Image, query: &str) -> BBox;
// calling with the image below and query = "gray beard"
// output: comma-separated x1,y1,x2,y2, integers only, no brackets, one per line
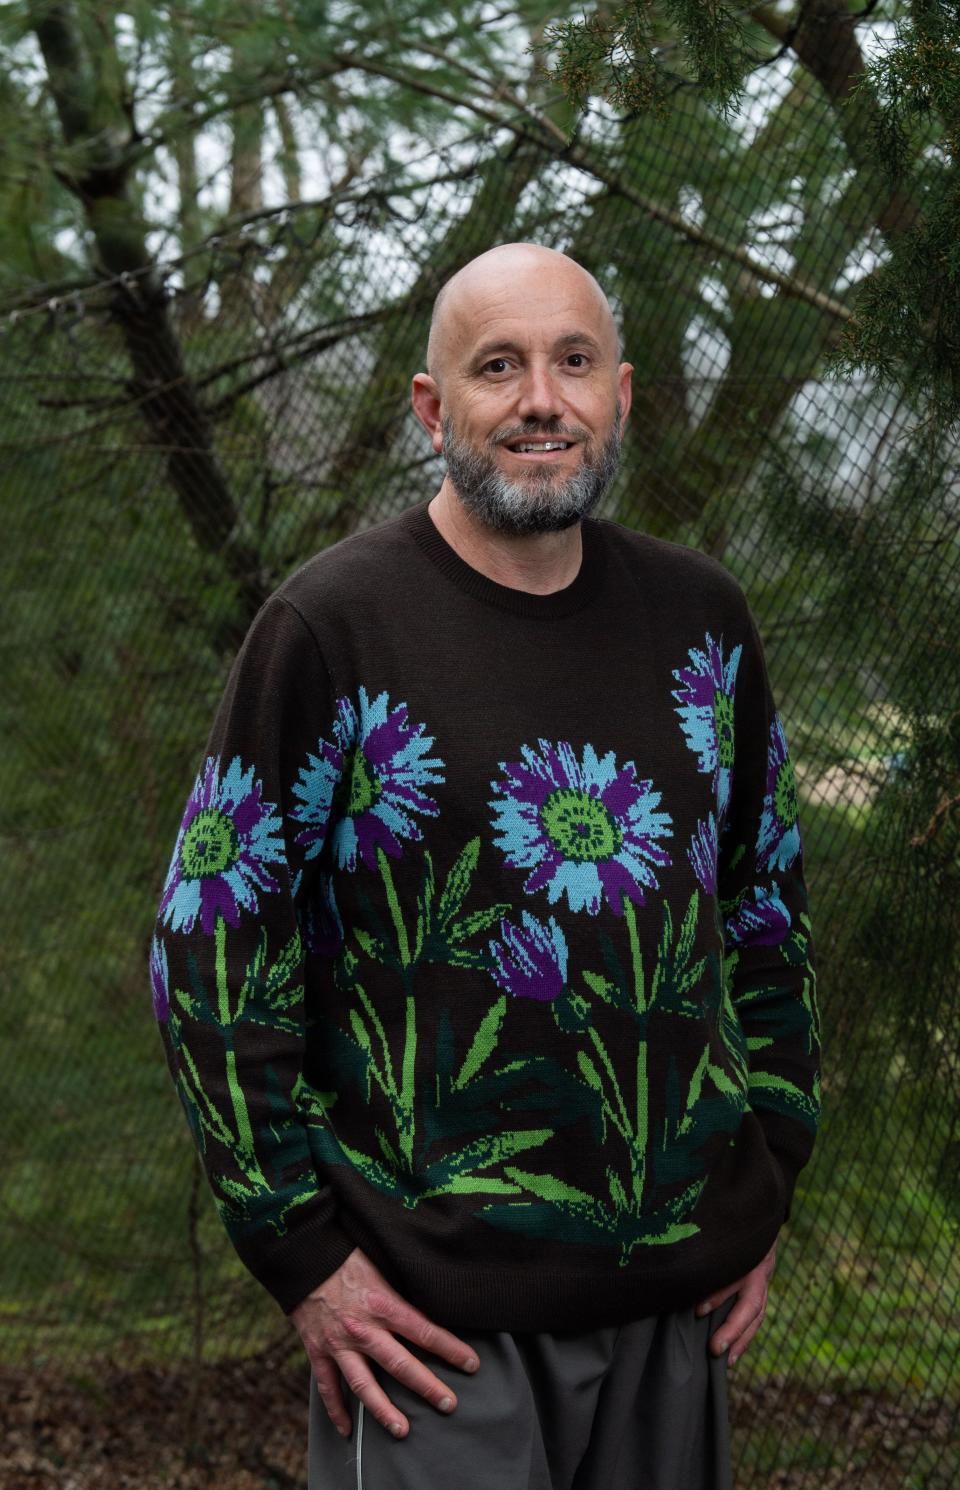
440,412,622,536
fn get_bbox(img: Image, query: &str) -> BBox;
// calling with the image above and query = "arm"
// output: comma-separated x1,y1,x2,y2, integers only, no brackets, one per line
152,596,478,1431
152,596,356,1309
698,602,821,1358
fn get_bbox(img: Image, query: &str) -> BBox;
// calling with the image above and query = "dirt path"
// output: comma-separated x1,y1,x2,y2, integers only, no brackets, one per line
1,1356,955,1488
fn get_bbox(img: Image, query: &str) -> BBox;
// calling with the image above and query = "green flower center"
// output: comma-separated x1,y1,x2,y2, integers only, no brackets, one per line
541,788,622,863
335,746,381,818
714,689,735,769
181,808,240,880
774,757,799,828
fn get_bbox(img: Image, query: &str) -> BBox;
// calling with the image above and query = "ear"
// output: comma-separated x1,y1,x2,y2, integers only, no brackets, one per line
412,373,444,453
616,361,634,431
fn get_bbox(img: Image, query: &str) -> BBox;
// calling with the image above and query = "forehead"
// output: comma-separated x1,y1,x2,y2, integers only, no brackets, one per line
444,267,614,362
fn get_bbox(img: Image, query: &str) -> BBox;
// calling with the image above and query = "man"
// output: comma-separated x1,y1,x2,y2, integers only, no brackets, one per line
152,243,820,1489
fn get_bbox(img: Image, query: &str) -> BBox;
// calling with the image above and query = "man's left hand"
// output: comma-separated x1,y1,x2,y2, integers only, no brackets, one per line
696,1238,777,1365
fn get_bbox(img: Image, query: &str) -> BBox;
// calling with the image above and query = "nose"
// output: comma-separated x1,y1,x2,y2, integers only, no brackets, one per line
516,359,565,424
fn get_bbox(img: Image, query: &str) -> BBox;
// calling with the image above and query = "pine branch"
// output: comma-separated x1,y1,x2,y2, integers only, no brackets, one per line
332,49,851,322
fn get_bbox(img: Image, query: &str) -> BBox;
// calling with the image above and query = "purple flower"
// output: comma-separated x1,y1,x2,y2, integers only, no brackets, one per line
289,736,341,862
489,911,568,1001
672,634,742,821
159,755,285,935
757,716,801,872
725,882,791,947
688,813,718,895
294,688,444,873
489,739,672,916
150,935,170,1023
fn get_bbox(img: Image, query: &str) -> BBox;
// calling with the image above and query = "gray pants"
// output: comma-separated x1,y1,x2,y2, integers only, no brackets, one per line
307,1300,734,1490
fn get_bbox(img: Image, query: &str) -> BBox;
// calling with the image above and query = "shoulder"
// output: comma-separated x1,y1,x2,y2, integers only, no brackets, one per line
594,516,753,624
227,508,417,679
276,505,415,618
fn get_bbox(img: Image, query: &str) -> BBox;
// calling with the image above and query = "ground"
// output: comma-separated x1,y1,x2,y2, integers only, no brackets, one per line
1,1352,955,1489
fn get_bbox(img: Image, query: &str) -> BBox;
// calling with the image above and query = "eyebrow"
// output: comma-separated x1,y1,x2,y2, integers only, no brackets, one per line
469,330,606,366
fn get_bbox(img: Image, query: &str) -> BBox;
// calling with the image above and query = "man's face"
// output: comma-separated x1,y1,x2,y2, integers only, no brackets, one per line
422,257,632,536
440,408,622,536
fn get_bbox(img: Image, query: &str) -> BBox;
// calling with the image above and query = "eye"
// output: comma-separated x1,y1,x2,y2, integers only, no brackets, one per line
565,353,589,369
482,358,511,375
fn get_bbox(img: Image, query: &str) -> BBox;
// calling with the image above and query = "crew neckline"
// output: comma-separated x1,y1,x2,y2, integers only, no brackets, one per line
401,499,606,619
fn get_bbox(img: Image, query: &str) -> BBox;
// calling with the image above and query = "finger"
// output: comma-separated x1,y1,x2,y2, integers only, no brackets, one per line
696,1280,742,1316
335,1348,410,1440
728,1309,766,1365
312,1356,352,1439
341,1315,459,1414
366,1330,460,1414
366,1287,480,1374
710,1289,766,1357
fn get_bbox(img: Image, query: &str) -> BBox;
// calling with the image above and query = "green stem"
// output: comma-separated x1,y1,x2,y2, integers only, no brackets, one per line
633,1040,647,1209
378,847,411,967
214,912,231,1025
623,897,645,1015
225,1047,265,1179
214,913,266,1183
399,988,417,1170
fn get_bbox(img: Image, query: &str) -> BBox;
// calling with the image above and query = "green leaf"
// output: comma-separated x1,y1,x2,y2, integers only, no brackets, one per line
448,903,509,942
577,1049,604,1094
412,850,436,961
444,947,489,970
437,838,481,927
582,969,618,1004
349,1009,372,1052
749,1072,820,1126
265,931,303,992
707,1062,743,1100
424,1127,554,1188
422,1175,523,1198
677,890,699,967
355,927,390,963
174,987,199,1018
607,1168,629,1211
453,996,506,1091
679,1045,711,1132
503,1168,594,1205
376,1128,400,1170
643,1221,701,1246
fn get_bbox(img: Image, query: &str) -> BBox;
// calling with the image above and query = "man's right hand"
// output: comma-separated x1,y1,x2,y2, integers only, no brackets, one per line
290,1247,480,1440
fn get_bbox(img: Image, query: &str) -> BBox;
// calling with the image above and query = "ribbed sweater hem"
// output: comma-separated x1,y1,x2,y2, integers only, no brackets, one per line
339,1209,783,1332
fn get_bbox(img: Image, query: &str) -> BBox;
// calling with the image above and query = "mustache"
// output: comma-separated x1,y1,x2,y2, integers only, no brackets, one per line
488,420,590,447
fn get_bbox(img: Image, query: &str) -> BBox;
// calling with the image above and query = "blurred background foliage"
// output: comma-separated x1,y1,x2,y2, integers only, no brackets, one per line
0,2,958,1486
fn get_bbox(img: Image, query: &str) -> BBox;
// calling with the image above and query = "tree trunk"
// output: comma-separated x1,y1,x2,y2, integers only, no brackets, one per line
29,2,262,642
754,0,920,242
273,95,302,205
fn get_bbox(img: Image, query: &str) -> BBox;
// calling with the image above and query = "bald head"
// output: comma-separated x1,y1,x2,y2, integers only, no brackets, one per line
427,243,621,384
410,240,632,535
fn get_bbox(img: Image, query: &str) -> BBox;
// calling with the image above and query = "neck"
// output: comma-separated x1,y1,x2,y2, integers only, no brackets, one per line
427,480,584,596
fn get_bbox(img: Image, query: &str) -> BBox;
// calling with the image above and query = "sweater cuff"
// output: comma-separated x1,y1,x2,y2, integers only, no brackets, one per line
753,1108,814,1226
232,1206,358,1315
769,1146,801,1224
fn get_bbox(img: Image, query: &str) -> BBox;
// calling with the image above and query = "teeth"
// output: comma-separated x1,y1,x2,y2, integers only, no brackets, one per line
513,442,570,452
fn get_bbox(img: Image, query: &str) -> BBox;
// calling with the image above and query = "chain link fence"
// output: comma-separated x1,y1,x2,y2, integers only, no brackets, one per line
2,75,958,1490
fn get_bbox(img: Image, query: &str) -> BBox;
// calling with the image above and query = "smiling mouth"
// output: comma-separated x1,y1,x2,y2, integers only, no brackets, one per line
504,439,576,455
